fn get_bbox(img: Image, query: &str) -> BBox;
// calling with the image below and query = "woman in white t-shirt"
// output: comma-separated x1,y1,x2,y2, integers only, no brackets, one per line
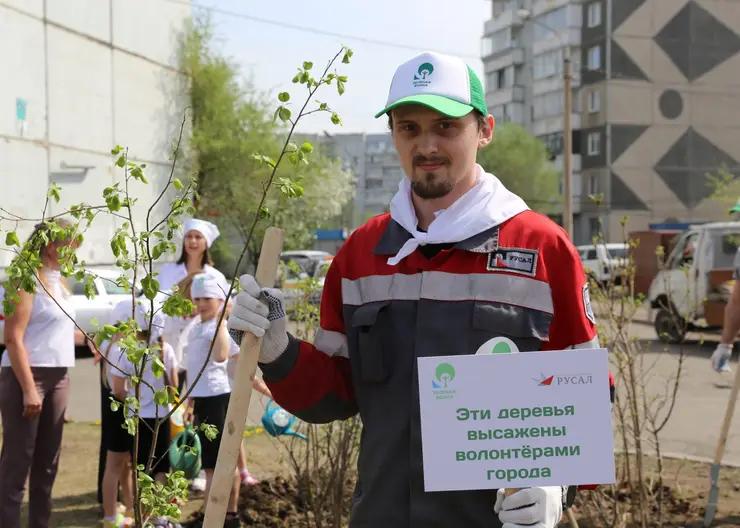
0,219,85,528
156,218,227,293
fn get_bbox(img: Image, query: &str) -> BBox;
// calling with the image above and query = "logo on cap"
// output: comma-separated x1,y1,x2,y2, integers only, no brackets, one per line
413,62,434,88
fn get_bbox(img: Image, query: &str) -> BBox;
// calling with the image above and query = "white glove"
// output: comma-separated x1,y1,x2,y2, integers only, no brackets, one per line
712,343,732,373
494,487,563,528
227,275,289,363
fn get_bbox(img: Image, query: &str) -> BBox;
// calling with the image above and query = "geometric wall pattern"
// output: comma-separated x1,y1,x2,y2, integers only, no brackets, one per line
582,0,740,225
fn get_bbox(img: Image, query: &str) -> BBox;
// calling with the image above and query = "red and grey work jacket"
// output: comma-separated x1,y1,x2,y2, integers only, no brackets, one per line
260,210,615,528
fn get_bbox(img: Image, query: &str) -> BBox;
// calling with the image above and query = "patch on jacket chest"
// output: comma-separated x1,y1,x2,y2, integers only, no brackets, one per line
486,247,538,277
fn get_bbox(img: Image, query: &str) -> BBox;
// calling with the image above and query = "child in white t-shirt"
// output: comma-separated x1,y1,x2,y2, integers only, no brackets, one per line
180,273,241,528
109,301,179,526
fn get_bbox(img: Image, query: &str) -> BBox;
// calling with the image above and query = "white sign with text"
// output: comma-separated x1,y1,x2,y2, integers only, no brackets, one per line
418,348,615,492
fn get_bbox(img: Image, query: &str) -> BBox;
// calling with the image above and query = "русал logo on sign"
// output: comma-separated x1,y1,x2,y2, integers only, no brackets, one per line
533,372,594,387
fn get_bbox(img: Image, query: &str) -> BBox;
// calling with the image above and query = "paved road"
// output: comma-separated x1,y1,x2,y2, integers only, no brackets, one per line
64,306,740,466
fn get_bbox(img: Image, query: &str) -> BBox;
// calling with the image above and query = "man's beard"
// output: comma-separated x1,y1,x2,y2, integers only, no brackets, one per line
411,173,454,200
411,156,453,200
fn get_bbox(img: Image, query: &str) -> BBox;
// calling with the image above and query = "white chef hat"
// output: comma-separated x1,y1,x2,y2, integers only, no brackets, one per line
191,272,227,300
109,298,164,343
182,218,220,248
109,298,134,326
133,301,165,343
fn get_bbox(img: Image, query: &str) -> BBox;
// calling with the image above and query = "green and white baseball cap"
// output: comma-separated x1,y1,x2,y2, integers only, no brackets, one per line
374,51,488,119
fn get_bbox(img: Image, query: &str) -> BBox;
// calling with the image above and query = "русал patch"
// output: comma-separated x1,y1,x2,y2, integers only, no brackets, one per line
486,248,538,277
582,283,595,324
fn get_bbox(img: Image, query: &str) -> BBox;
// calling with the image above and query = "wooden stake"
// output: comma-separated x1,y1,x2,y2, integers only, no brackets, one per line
203,227,284,526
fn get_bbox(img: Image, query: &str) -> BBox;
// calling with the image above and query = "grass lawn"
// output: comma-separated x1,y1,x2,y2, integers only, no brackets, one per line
0,422,289,527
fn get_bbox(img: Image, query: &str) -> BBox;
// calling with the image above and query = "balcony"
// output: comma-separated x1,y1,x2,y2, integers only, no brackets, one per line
486,84,526,108
532,114,582,136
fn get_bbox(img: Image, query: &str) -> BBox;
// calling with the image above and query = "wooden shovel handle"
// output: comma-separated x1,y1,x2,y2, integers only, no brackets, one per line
203,227,285,526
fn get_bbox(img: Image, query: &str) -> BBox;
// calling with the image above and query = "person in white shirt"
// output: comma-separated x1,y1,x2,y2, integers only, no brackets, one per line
109,301,178,526
99,299,141,527
162,272,200,395
0,219,85,528
156,218,227,294
180,273,242,528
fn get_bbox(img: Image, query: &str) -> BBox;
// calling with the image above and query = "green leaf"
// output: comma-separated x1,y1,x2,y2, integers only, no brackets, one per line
47,183,61,203
278,91,290,102
331,113,342,125
115,155,126,168
303,61,313,70
342,49,354,63
141,275,160,300
151,356,165,379
337,81,345,95
153,388,169,406
5,232,19,247
278,107,291,122
173,178,184,191
300,142,313,154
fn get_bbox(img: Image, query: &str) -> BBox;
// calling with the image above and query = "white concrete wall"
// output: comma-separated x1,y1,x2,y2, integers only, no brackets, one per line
0,0,191,272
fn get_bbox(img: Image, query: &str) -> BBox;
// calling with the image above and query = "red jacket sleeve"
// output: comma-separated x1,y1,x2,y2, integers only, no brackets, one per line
541,241,599,351
259,253,358,424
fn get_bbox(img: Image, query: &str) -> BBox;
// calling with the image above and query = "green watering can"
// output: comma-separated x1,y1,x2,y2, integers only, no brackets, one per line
169,425,202,480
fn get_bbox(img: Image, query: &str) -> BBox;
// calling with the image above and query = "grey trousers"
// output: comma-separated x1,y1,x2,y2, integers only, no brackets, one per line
0,367,70,528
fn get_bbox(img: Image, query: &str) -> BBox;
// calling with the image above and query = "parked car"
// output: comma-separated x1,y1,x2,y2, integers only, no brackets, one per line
0,268,142,346
576,243,630,286
278,251,333,311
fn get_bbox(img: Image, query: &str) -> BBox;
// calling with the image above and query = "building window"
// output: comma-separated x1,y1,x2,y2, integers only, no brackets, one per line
534,7,569,40
587,46,601,71
481,28,514,57
587,132,601,155
588,174,599,195
587,2,602,28
533,91,565,120
589,217,601,239
588,90,600,112
533,48,564,80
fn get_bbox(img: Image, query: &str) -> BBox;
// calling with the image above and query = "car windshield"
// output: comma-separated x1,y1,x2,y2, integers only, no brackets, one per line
317,262,331,278
607,247,628,259
102,279,130,295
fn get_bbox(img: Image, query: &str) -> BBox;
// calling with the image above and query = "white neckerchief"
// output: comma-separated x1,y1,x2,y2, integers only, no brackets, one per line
387,164,529,265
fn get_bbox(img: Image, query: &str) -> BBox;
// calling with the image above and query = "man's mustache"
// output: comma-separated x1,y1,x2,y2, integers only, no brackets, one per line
413,156,449,166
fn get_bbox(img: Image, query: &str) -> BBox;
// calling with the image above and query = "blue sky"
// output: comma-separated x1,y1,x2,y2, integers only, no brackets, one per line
187,0,491,135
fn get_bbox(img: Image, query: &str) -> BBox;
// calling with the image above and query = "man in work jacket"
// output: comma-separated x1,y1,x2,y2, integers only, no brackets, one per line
228,50,615,528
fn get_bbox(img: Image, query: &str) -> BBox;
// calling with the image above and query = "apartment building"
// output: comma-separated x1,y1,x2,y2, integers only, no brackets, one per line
0,0,190,270
482,0,740,243
306,132,402,228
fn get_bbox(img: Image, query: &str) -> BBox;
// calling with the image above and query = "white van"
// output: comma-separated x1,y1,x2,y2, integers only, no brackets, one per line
647,222,740,342
576,243,630,286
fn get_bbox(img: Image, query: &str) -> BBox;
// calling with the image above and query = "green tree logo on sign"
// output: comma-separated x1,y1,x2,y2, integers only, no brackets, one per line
434,363,456,388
